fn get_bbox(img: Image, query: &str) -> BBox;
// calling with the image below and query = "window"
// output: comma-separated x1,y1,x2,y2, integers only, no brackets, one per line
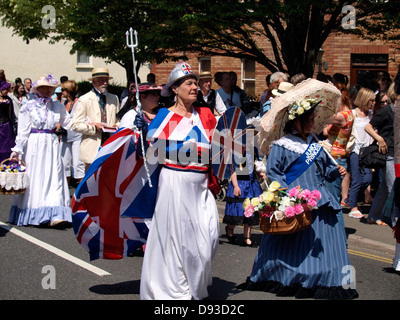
350,54,388,86
76,51,92,68
199,57,211,73
242,59,255,97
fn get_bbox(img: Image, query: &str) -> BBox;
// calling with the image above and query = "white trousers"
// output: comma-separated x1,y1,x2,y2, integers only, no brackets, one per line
61,140,85,179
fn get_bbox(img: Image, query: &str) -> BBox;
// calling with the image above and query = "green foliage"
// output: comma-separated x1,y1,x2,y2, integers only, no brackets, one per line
1,0,399,79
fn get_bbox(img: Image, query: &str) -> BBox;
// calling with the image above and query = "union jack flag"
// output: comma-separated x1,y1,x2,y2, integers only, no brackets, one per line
71,128,159,260
181,63,193,75
147,108,212,168
211,107,247,180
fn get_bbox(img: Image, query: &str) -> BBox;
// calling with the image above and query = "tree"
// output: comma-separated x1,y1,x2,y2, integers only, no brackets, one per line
146,0,400,77
0,0,184,80
1,0,399,79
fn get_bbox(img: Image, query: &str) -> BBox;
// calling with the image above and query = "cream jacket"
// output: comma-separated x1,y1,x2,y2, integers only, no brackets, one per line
71,89,120,164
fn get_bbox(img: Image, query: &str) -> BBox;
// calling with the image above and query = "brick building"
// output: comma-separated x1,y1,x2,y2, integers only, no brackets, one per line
151,32,399,102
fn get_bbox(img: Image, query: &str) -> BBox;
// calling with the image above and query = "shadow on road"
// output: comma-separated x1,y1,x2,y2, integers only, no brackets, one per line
89,280,140,295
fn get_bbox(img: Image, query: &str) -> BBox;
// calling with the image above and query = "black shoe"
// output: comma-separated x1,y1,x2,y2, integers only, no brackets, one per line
225,225,237,244
241,238,258,247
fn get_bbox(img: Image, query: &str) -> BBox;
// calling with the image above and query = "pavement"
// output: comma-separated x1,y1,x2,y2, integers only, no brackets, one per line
216,200,397,256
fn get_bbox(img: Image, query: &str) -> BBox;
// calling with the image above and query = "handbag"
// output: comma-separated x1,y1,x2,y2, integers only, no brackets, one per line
359,142,386,168
345,110,356,152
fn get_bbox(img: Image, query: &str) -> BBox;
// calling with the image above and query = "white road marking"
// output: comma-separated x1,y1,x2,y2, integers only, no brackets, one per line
0,221,111,277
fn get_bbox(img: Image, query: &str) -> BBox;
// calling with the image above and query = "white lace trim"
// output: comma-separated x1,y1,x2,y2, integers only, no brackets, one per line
272,134,309,155
0,172,29,191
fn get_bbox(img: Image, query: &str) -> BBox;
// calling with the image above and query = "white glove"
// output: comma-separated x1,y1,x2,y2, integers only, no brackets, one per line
10,151,20,160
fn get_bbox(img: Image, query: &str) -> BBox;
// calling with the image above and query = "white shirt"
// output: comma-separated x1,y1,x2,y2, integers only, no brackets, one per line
201,90,227,115
216,88,242,109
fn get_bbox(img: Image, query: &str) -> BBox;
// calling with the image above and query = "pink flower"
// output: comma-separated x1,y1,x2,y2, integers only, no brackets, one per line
285,206,295,218
244,204,254,218
308,198,318,208
288,187,300,198
294,204,304,215
311,190,321,200
300,189,312,200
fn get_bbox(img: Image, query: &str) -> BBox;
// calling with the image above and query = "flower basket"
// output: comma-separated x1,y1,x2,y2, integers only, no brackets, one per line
0,158,28,195
259,210,312,235
243,181,320,235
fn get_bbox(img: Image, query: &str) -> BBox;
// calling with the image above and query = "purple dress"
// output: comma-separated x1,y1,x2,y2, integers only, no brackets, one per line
0,97,15,163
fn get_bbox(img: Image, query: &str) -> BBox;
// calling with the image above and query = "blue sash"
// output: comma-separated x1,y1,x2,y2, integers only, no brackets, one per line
285,137,322,185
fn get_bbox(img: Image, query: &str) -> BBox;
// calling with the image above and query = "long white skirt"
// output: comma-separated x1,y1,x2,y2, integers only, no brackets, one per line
140,167,219,300
8,132,72,226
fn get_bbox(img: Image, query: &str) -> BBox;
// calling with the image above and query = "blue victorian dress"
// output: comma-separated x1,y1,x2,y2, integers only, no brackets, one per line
245,133,358,299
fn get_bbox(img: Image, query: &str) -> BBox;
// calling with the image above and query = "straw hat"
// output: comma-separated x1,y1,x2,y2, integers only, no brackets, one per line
88,68,113,81
161,62,199,97
271,81,294,96
32,74,59,89
199,71,212,80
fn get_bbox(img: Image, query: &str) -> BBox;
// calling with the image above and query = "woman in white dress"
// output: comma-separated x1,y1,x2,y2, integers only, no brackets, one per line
140,63,220,300
9,74,72,228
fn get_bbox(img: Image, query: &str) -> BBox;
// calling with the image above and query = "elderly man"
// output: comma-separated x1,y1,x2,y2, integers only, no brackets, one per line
197,71,226,117
71,68,120,166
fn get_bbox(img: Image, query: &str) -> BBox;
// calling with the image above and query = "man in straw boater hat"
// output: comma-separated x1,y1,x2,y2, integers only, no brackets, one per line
196,71,227,117
71,68,120,166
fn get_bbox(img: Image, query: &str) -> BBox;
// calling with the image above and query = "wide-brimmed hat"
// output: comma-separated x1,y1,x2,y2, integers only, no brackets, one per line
88,68,113,81
32,74,59,89
129,82,163,93
161,62,199,97
271,81,294,96
0,80,11,90
258,78,341,154
199,71,212,80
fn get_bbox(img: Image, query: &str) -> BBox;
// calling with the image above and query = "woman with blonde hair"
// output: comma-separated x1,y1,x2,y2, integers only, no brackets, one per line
346,87,375,218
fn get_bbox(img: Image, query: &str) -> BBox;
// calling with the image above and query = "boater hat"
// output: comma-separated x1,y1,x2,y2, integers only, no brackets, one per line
161,62,199,97
199,71,212,80
88,68,113,81
271,81,294,96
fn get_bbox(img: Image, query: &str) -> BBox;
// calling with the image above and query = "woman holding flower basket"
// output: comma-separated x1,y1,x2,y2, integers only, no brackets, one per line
8,74,72,228
242,79,358,299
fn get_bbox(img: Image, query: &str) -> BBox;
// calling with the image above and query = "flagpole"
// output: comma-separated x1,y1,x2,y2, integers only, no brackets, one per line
311,132,338,166
126,28,152,187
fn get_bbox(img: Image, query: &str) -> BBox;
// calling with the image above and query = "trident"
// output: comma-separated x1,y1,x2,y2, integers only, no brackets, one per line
125,28,152,187
126,28,141,113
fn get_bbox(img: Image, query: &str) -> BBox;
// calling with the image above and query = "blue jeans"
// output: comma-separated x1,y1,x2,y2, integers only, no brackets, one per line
348,152,372,208
325,158,348,246
368,156,395,222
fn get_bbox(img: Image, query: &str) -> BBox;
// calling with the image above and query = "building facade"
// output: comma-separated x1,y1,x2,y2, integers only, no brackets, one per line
151,32,400,101
1,26,149,88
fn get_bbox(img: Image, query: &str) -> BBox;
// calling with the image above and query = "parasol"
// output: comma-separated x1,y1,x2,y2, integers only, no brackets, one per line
258,78,341,155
